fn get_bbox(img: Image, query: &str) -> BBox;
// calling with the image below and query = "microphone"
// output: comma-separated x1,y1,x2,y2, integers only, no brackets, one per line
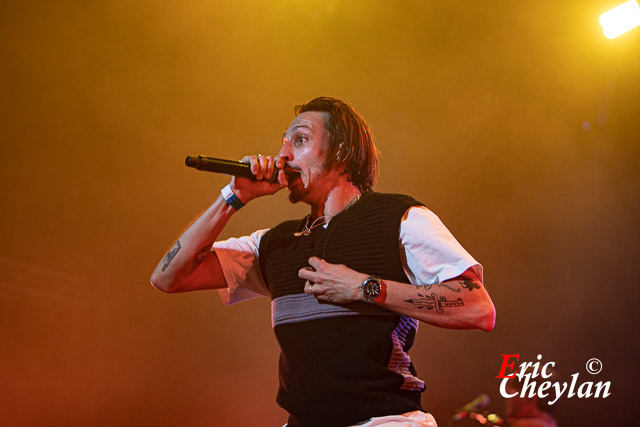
450,393,490,422
185,155,295,183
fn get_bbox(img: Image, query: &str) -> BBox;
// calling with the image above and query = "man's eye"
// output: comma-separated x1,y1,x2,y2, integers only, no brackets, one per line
295,137,307,146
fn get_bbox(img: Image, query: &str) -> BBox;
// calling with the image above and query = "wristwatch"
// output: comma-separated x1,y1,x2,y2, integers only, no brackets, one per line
362,276,382,303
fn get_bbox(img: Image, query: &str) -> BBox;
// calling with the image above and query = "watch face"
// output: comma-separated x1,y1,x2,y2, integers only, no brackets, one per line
364,279,381,297
369,283,380,296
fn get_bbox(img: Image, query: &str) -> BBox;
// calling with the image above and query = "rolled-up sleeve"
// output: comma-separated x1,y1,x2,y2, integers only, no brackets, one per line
213,229,270,305
400,206,483,285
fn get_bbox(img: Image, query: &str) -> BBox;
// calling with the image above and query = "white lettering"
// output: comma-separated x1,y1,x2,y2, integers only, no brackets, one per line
548,381,567,405
498,356,612,405
578,381,593,398
594,381,611,398
541,361,555,379
518,361,533,380
500,378,518,398
521,375,537,398
537,381,551,398
531,354,543,378
568,373,579,398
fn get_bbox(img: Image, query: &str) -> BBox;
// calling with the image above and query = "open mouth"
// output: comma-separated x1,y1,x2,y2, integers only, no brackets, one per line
283,167,302,187
287,175,303,191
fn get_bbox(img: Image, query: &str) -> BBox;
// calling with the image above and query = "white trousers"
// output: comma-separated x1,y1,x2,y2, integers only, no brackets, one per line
351,410,437,426
283,410,437,427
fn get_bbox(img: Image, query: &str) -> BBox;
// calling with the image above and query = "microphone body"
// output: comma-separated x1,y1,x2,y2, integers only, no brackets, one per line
185,155,255,178
185,155,292,183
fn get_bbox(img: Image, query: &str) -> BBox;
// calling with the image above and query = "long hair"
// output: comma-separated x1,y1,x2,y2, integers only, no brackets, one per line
294,97,379,193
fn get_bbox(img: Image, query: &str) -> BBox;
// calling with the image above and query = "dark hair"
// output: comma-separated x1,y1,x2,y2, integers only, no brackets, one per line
294,97,379,193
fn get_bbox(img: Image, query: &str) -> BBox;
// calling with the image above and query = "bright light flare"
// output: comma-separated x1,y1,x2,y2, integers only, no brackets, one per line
599,0,640,39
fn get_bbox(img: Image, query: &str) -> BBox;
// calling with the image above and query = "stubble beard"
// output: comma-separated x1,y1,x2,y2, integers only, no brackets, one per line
286,157,332,205
287,184,307,204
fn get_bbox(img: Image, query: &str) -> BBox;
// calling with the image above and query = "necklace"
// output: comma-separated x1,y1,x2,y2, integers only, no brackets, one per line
293,194,361,237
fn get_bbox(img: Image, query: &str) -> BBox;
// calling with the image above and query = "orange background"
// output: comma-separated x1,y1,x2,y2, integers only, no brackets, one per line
1,1,638,425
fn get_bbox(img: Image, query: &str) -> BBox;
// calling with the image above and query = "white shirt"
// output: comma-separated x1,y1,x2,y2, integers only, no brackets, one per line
213,206,482,305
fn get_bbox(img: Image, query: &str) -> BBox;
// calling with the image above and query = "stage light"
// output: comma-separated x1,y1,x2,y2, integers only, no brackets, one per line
599,0,640,39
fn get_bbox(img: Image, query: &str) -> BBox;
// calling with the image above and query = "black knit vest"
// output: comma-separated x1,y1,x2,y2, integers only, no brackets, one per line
259,192,425,427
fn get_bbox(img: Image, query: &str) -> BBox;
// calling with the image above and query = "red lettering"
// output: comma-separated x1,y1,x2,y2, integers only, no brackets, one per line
496,354,520,378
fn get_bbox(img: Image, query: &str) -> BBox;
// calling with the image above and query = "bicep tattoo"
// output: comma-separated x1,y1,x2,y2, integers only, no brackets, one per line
161,240,181,272
414,278,481,293
461,278,480,291
415,282,462,293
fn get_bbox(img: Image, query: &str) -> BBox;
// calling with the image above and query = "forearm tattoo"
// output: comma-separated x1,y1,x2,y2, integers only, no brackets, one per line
406,278,480,313
404,292,464,313
193,244,213,267
161,240,181,272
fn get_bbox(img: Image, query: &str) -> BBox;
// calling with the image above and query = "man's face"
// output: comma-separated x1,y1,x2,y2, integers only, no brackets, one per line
279,111,334,204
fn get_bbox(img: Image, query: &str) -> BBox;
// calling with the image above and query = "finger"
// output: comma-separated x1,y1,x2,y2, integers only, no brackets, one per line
304,281,311,294
257,155,268,179
306,282,324,297
249,155,260,178
277,169,288,187
298,267,316,281
308,257,324,270
274,156,285,170
264,155,275,180
255,155,270,180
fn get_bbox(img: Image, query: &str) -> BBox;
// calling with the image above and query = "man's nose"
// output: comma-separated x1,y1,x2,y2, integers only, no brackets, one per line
278,138,293,162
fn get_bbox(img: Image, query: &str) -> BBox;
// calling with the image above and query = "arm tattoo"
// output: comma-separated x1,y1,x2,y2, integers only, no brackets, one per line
415,282,462,293
461,279,480,292
414,278,481,293
404,292,464,313
161,240,181,272
193,244,213,267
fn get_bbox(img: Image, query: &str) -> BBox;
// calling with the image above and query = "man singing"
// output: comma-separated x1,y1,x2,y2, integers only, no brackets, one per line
151,97,495,427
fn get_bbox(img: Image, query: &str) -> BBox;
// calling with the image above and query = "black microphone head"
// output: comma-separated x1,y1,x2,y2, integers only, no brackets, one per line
185,156,197,167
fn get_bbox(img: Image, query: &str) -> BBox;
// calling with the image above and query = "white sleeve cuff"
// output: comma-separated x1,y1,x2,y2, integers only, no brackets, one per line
400,206,483,285
213,229,270,305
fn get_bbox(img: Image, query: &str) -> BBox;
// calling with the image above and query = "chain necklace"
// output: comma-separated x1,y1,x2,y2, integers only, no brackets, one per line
293,194,361,237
